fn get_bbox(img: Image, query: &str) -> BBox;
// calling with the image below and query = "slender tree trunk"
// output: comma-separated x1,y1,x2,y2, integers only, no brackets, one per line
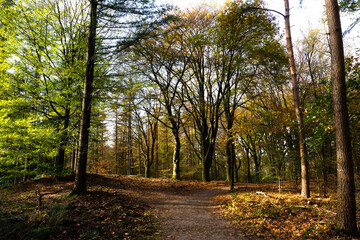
155,123,159,178
144,161,151,178
74,0,98,194
71,148,76,170
325,0,357,234
284,0,310,198
226,138,235,189
172,133,181,180
138,143,142,175
56,107,70,174
115,108,119,174
127,102,132,175
235,158,241,182
246,147,251,183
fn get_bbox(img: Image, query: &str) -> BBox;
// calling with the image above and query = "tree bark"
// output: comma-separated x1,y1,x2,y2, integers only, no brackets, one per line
325,0,357,234
127,103,132,176
74,0,98,194
226,137,235,190
172,133,181,180
284,0,310,198
115,107,119,174
56,106,70,174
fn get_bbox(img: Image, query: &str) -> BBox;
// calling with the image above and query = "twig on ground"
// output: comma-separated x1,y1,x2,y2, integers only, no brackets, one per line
35,188,71,207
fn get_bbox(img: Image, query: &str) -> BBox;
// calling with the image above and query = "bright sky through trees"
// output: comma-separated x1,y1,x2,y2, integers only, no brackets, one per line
160,0,358,47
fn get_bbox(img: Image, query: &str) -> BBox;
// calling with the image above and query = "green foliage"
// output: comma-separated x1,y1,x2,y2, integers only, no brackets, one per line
0,209,22,235
29,226,52,240
0,113,59,183
48,203,70,226
339,0,360,12
0,0,91,181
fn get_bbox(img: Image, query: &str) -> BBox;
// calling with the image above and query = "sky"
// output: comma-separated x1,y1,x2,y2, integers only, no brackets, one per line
157,0,359,50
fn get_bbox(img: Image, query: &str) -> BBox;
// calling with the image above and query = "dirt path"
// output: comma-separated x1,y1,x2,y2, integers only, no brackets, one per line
89,175,247,239
144,187,247,240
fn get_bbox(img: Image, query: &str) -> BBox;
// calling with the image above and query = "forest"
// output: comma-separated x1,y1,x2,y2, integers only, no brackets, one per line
1,0,360,238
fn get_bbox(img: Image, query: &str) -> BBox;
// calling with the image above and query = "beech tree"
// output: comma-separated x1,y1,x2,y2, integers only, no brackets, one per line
131,19,187,179
134,93,160,178
216,0,287,189
179,6,225,182
0,0,88,181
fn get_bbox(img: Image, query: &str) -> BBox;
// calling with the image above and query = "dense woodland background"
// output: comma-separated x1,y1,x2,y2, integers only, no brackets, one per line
0,0,359,199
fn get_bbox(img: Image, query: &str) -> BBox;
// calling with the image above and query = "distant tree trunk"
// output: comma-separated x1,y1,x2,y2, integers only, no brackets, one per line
115,108,119,174
155,122,159,178
226,137,235,189
224,97,236,189
235,158,241,182
325,0,357,234
127,99,133,175
138,143,142,175
56,106,70,174
202,136,214,182
246,147,251,183
144,160,151,178
284,0,310,198
74,0,98,194
172,133,181,180
71,148,76,170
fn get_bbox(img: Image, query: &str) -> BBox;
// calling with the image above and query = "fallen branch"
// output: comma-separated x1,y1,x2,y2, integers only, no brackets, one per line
35,188,71,207
255,191,269,198
316,206,336,215
255,191,277,205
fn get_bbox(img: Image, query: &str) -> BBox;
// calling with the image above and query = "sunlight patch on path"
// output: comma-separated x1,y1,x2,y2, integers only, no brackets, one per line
150,188,246,240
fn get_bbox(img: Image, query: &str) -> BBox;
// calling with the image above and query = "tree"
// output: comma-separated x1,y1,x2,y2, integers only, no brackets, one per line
179,6,224,182
131,18,187,179
74,0,169,192
74,0,98,194
284,0,310,198
134,93,160,178
0,0,87,181
325,0,357,234
297,29,333,196
339,0,360,35
216,0,287,189
13,0,87,174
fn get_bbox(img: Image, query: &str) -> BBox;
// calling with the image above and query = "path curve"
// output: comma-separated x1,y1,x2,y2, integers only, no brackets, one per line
146,187,247,240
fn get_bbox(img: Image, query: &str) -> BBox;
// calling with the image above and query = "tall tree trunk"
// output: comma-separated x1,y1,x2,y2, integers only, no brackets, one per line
74,0,98,194
155,122,159,178
144,160,151,178
201,136,213,182
115,107,119,174
226,137,235,189
56,107,70,174
246,147,251,183
325,0,357,234
284,0,310,198
127,101,132,175
172,133,181,180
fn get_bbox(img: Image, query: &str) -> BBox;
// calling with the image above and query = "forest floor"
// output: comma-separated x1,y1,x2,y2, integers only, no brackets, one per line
0,174,358,239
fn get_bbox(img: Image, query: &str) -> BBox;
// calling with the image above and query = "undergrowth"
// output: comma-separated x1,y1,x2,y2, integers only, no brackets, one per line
220,191,355,239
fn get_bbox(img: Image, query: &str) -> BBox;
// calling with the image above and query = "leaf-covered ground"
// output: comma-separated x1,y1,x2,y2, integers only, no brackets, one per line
0,175,161,240
214,181,360,240
1,175,360,239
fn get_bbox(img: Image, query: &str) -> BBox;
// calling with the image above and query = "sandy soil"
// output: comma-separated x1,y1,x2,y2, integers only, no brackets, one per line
90,175,248,239
140,187,247,240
